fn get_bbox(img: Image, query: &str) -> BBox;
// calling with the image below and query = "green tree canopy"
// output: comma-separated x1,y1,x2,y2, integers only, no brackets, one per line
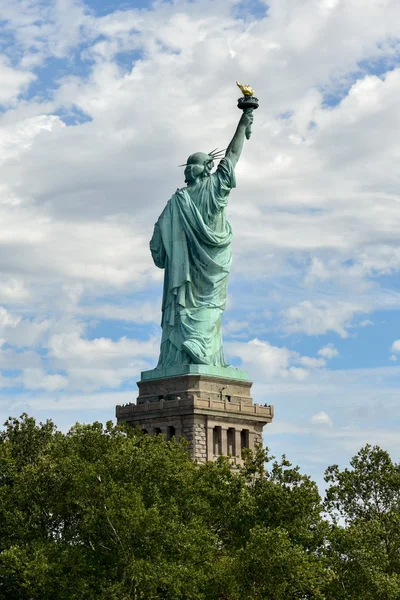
0,414,328,600
324,444,400,599
1,415,400,599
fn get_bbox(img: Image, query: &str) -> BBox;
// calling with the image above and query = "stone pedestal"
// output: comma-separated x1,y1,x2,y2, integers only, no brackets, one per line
115,367,274,464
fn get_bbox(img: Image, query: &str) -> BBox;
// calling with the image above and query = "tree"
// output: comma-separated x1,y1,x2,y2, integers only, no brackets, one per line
0,414,329,599
324,444,400,599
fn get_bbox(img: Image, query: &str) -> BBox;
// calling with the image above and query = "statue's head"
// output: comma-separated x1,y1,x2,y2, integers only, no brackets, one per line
180,148,225,184
184,152,214,184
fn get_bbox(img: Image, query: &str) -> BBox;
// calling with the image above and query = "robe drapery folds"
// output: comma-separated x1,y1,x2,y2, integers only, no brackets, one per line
150,157,236,366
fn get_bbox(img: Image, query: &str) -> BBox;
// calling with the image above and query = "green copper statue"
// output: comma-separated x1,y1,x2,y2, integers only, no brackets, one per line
150,83,258,368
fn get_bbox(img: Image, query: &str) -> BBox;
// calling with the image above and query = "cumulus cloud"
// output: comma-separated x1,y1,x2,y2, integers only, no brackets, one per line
0,0,93,67
41,326,159,391
227,338,296,379
48,330,158,365
0,316,158,393
227,338,330,380
282,300,367,338
21,369,68,392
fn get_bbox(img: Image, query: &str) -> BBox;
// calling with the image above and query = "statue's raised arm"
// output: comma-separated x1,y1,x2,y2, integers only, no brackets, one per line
149,83,259,370
225,108,254,168
225,82,259,168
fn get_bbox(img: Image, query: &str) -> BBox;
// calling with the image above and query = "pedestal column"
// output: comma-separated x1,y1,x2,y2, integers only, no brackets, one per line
235,429,241,459
221,426,228,456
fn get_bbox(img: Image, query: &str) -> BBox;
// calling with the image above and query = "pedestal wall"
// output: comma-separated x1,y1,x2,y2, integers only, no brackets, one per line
116,372,274,464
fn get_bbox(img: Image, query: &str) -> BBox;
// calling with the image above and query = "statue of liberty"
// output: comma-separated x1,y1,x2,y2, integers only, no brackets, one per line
150,84,257,368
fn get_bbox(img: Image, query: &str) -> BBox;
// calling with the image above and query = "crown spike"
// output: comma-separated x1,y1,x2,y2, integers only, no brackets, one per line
210,149,225,157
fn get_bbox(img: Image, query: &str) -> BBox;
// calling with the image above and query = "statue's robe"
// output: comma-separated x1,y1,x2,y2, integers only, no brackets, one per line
150,157,235,366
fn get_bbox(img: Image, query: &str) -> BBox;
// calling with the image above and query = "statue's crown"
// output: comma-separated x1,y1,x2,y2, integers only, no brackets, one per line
178,148,225,167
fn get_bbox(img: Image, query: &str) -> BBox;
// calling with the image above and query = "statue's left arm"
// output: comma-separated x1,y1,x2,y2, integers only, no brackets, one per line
225,109,254,168
150,221,166,269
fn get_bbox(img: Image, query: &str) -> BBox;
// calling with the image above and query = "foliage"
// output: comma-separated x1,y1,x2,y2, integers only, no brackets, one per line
1,415,399,599
0,414,329,599
324,444,400,599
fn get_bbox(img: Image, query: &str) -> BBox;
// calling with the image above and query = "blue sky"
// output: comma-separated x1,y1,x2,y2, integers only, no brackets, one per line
1,0,400,489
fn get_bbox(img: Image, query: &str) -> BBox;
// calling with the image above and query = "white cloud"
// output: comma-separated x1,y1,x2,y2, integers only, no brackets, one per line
227,338,295,378
47,331,158,365
0,279,31,303
0,306,159,392
282,300,367,338
391,340,400,353
0,56,35,104
0,346,41,369
318,344,339,359
311,411,333,427
21,368,68,392
227,338,329,380
223,319,254,339
358,320,373,328
288,366,310,381
298,356,326,368
4,318,51,348
0,0,94,68
0,306,21,328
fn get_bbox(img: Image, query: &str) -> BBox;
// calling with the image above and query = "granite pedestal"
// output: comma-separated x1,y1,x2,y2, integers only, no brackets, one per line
115,366,274,464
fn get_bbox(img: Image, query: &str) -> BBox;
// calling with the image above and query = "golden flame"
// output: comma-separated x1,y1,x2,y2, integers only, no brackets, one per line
236,81,254,96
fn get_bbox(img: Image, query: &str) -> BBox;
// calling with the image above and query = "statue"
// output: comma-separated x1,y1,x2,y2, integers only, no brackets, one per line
150,83,259,368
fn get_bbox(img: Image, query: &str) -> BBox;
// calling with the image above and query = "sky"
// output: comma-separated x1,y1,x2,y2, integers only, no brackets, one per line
1,0,400,489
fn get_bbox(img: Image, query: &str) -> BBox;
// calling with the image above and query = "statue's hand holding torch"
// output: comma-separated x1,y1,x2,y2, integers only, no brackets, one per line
236,82,259,140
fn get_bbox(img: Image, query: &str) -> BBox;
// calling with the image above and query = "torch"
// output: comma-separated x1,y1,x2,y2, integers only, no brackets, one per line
236,81,259,140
